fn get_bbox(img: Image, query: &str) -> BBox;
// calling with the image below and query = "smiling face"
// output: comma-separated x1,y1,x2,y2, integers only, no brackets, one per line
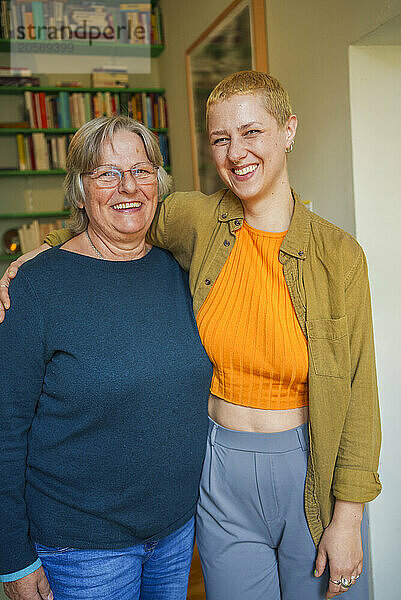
208,93,297,205
80,129,158,244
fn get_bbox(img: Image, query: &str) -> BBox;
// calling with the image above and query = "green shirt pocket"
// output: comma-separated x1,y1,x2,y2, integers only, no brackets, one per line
306,316,348,378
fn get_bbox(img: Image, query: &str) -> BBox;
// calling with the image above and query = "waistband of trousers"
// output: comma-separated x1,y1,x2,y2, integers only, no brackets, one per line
207,417,309,453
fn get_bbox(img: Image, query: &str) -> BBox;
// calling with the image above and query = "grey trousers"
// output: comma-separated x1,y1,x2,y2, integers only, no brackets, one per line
196,419,369,600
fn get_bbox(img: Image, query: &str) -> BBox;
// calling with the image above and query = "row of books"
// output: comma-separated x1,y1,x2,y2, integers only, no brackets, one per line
0,66,39,87
16,131,170,170
18,218,66,254
91,68,129,88
123,91,168,129
0,2,164,45
23,90,168,130
16,132,72,170
157,132,169,168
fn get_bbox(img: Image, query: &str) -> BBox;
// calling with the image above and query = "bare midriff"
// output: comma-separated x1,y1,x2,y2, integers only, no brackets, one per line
208,393,309,433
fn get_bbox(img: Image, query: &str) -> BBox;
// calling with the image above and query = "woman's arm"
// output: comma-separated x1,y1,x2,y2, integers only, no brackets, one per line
0,244,51,322
314,500,364,599
316,247,380,598
333,249,381,501
0,272,47,578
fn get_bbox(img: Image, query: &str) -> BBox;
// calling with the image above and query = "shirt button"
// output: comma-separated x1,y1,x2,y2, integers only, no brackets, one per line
205,279,211,285
234,219,241,226
223,240,230,247
298,250,304,257
221,213,228,219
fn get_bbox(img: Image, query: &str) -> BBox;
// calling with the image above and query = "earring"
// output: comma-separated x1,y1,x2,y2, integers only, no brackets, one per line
285,140,295,154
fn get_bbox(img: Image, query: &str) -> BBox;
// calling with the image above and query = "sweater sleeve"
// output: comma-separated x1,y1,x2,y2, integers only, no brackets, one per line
0,559,42,583
44,228,74,246
146,193,177,250
0,272,46,575
332,249,382,502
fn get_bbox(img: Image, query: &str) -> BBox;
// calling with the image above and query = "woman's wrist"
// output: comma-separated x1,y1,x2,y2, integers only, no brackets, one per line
331,499,364,527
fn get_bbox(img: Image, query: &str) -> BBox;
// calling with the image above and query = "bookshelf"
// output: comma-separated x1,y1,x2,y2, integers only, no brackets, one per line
0,2,170,263
0,85,171,261
0,86,170,169
0,211,70,261
0,1,165,55
0,0,171,262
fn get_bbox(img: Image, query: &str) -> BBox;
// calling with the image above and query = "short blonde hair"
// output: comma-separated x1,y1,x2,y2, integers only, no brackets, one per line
206,71,292,128
64,115,173,234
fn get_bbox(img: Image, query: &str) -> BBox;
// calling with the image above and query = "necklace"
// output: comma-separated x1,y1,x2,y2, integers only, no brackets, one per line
85,229,151,260
86,229,104,259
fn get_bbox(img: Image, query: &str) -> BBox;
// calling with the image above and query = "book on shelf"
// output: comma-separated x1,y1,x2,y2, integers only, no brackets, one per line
0,75,40,87
18,218,65,253
20,89,168,132
0,67,32,77
120,91,167,129
14,132,71,170
55,81,84,88
31,132,49,170
0,2,163,46
12,128,169,172
156,132,170,168
91,71,129,88
16,133,28,170
119,3,151,45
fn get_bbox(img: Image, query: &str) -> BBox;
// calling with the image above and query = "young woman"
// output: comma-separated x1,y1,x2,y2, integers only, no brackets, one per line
0,72,381,600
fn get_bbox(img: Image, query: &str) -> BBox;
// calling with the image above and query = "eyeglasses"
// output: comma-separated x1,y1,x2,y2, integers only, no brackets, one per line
83,162,159,188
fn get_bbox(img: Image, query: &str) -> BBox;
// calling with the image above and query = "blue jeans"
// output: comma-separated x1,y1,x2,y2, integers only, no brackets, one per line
34,517,195,600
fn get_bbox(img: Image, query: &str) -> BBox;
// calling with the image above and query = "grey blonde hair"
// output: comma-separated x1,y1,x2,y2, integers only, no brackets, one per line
64,115,173,233
206,71,293,128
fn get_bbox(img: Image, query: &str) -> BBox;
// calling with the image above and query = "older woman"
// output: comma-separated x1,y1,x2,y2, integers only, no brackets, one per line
1,72,381,600
0,115,212,600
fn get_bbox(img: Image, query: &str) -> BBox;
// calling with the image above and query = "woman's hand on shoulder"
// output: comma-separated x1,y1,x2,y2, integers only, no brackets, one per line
314,500,364,599
0,244,51,323
3,566,53,600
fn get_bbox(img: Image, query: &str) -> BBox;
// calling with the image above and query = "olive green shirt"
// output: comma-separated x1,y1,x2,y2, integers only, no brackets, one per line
45,189,382,545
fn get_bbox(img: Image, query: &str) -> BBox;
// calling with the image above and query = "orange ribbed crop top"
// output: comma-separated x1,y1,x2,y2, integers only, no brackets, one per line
196,221,309,410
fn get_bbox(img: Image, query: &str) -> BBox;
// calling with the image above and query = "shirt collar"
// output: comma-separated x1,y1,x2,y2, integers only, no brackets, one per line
218,188,311,260
279,190,311,260
218,189,244,222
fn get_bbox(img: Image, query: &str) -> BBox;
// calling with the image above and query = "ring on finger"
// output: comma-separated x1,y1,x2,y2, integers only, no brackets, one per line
0,283,8,288
329,578,342,585
341,577,352,589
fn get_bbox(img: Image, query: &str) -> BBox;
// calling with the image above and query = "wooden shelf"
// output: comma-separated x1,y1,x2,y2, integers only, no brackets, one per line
0,39,164,57
0,211,69,219
0,86,166,94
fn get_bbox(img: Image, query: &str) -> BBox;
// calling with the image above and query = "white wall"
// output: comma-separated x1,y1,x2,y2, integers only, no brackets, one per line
349,44,401,600
161,0,401,232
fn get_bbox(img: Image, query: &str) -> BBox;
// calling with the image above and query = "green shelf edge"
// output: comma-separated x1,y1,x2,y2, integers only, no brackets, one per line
0,169,66,176
0,127,168,134
0,86,166,93
0,211,70,219
0,128,77,134
0,253,22,261
0,39,164,57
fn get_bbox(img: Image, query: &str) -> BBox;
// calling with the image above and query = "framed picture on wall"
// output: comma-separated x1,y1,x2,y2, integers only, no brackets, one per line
186,0,268,193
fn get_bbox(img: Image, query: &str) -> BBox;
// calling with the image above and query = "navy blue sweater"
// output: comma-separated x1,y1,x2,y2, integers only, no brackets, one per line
0,246,212,576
